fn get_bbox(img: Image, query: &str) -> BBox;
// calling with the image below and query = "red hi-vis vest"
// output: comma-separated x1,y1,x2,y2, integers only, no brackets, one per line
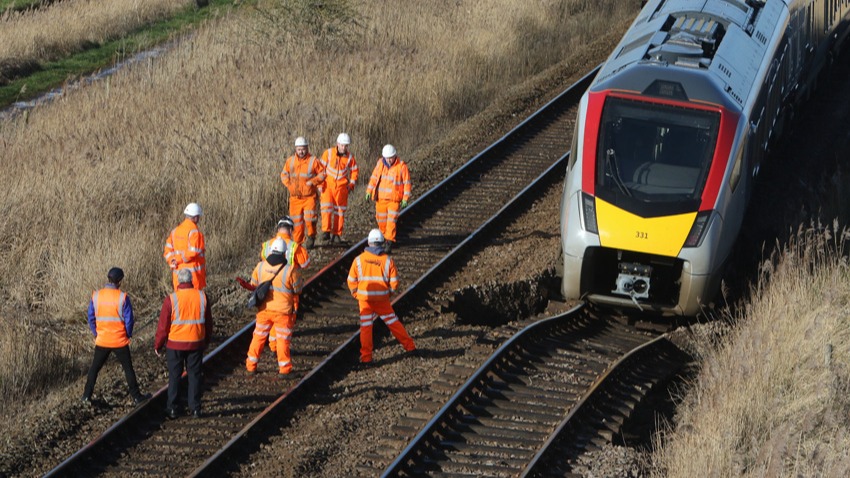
168,289,207,345
347,250,398,301
92,288,129,347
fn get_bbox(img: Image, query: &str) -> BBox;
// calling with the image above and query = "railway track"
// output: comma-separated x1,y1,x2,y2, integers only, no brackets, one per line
380,309,689,477
45,68,600,477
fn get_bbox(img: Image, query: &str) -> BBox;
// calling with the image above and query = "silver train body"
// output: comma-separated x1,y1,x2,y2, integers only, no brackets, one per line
561,0,850,315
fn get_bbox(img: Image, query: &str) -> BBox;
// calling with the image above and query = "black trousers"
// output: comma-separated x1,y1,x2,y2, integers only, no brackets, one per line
166,348,204,412
83,345,142,400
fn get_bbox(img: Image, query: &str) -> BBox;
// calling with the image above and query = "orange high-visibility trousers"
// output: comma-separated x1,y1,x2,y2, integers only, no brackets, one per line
246,310,296,374
375,199,401,242
289,195,318,243
321,185,350,236
358,300,414,363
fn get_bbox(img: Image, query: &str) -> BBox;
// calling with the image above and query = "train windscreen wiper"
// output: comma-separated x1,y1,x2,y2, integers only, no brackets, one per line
605,148,632,197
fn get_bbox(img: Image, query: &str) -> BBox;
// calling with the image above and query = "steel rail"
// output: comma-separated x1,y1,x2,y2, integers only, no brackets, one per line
380,305,585,477
520,334,683,476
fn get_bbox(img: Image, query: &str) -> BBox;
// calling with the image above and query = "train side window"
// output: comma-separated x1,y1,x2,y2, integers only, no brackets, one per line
729,138,746,193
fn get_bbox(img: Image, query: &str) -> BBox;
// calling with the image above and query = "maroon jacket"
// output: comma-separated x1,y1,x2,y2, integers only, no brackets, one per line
155,283,213,351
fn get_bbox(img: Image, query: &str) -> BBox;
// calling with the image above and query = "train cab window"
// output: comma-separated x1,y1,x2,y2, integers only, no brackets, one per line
596,96,720,215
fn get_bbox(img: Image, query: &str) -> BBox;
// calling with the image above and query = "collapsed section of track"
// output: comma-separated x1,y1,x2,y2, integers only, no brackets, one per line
45,68,600,478
380,308,657,477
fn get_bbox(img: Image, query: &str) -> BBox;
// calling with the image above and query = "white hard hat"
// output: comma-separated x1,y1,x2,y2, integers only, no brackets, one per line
183,202,202,217
367,228,385,245
337,133,351,145
269,238,287,255
294,136,308,147
382,144,397,159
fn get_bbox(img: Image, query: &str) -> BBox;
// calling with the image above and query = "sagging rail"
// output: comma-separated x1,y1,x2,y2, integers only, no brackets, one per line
382,310,688,477
45,67,601,478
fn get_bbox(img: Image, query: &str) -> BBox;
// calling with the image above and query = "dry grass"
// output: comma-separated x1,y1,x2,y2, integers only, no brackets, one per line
652,220,850,477
0,0,193,69
0,0,640,397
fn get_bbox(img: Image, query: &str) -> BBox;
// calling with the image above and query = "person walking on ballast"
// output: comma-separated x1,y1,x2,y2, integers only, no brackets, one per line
82,267,150,406
281,137,326,249
319,133,359,245
246,238,302,375
347,229,415,364
365,144,410,253
155,269,213,419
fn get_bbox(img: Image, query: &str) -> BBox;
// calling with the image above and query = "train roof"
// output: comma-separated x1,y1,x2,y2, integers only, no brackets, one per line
591,0,787,110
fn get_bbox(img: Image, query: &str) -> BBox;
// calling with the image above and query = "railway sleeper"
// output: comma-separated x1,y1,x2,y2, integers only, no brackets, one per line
437,440,535,459
463,402,563,424
459,414,553,434
440,428,543,449
426,451,529,471
446,421,550,442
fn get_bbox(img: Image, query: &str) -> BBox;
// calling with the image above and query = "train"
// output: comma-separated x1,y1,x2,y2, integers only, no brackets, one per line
560,0,850,316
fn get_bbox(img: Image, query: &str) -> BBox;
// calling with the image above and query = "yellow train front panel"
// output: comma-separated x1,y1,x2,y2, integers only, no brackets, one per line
595,198,696,258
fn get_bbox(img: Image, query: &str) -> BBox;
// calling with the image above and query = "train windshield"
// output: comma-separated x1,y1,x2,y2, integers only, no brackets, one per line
596,97,720,213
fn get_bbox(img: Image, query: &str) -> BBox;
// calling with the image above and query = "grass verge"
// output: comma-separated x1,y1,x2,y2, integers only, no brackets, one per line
0,0,241,108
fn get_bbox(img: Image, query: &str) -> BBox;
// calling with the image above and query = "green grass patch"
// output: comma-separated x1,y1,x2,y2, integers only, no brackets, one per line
0,0,48,14
0,0,248,109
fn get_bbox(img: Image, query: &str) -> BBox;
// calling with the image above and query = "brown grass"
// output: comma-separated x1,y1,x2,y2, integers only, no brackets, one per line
0,0,193,69
0,0,641,398
652,220,850,476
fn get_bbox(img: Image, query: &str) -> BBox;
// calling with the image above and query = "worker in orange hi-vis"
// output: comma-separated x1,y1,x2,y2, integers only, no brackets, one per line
255,216,309,354
163,202,206,290
365,144,410,254
245,238,302,375
347,229,415,364
319,133,359,245
280,136,326,249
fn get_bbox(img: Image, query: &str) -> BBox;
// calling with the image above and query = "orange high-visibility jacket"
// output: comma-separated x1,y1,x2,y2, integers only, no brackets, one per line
168,288,207,345
164,218,206,282
320,147,358,189
251,260,302,314
92,288,130,348
366,157,411,202
260,232,310,269
347,249,398,301
281,154,326,198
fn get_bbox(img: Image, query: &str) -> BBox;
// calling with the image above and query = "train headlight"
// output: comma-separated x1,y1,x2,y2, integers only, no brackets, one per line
581,192,598,234
684,211,713,247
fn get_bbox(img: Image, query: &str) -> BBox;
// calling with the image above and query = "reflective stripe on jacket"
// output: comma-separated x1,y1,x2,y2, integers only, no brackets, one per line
91,287,130,347
347,249,398,301
164,218,206,276
281,154,326,198
251,260,302,314
168,289,207,345
320,147,358,188
366,157,411,202
259,232,310,269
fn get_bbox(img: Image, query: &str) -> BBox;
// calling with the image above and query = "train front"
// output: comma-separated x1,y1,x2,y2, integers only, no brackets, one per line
561,66,740,316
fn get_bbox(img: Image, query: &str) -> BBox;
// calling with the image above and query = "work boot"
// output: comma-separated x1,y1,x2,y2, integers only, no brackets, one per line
305,235,315,249
166,408,179,420
384,240,393,254
133,393,152,406
322,231,331,243
81,396,92,407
